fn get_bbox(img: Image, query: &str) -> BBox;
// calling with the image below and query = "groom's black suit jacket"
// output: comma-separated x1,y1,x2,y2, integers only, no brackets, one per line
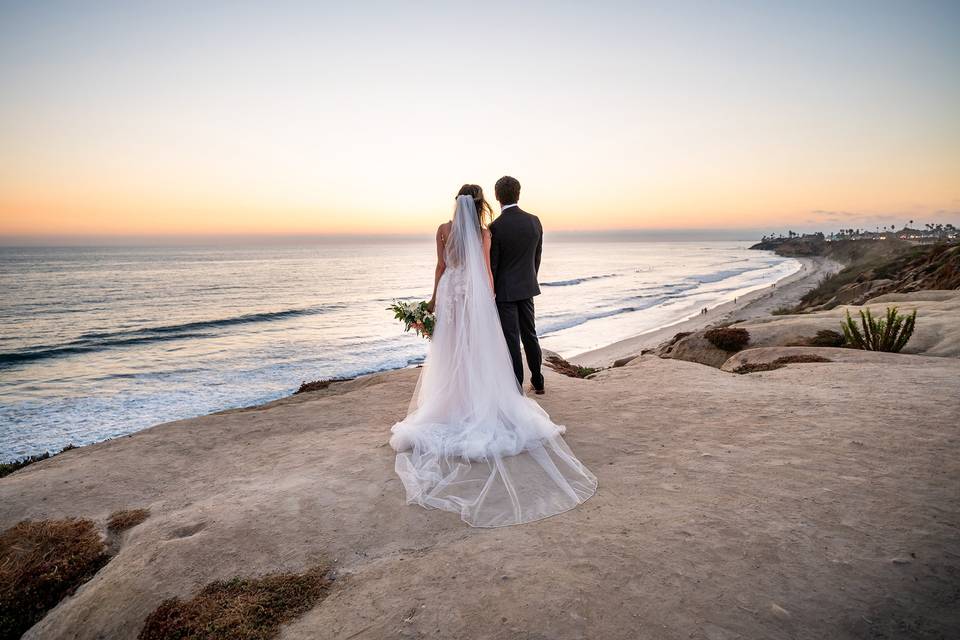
489,206,543,302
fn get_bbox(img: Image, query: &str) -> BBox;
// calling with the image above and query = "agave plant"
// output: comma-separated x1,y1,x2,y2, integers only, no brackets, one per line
841,306,916,352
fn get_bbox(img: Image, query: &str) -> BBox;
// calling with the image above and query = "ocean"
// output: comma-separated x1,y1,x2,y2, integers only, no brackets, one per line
0,240,799,461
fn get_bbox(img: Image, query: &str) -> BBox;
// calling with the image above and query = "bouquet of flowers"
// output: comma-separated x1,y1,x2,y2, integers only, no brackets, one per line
388,300,436,339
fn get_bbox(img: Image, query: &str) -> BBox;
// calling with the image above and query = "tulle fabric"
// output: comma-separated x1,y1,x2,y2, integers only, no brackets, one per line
390,196,597,527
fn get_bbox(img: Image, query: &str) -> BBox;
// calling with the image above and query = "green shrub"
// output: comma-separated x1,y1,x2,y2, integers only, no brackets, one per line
704,327,750,352
0,444,77,478
545,354,601,379
841,306,916,352
295,378,353,394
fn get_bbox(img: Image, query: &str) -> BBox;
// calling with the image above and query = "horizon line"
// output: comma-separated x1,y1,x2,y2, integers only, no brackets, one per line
0,227,780,247
9,221,953,247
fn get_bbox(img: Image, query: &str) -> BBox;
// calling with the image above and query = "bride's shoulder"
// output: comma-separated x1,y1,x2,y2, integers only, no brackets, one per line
436,220,452,240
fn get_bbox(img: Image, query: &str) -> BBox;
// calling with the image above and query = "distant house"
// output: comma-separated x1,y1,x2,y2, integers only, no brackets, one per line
782,224,957,245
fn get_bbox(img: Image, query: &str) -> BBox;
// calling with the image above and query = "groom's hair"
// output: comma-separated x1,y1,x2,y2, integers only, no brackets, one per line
495,176,521,205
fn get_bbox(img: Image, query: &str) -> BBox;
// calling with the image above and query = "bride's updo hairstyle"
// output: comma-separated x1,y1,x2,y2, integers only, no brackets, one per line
456,184,493,228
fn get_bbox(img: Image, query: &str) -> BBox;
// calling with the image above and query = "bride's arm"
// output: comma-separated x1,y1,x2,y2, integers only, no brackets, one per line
427,224,446,312
482,229,495,293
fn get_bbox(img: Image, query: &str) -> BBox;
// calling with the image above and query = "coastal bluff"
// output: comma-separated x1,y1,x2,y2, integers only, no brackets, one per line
2,293,959,639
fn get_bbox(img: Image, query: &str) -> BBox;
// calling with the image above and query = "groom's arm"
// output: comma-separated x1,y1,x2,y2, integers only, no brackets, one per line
534,218,543,274
490,226,500,282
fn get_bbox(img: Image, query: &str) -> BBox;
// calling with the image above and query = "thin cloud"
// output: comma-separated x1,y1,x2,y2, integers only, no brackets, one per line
805,209,959,228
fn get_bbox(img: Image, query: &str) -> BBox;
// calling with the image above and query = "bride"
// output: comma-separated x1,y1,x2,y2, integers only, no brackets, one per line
389,184,597,527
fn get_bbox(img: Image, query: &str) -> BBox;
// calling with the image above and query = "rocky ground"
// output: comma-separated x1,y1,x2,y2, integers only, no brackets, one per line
752,239,960,313
653,291,960,369
2,292,958,639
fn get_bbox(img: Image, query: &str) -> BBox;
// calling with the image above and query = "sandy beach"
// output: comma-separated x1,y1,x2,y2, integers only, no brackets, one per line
575,256,842,367
2,289,958,639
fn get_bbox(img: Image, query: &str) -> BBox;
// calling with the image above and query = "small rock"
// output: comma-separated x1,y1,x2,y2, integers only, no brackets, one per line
891,557,912,565
613,355,639,368
770,603,791,620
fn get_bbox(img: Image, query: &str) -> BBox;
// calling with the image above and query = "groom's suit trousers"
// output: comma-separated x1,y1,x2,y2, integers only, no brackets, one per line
496,298,544,390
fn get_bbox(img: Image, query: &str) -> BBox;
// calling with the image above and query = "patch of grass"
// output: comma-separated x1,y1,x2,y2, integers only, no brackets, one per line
704,327,750,352
544,354,600,379
294,378,353,394
0,518,109,638
107,509,151,533
734,354,832,374
770,305,796,316
810,329,846,347
0,444,77,478
138,566,332,640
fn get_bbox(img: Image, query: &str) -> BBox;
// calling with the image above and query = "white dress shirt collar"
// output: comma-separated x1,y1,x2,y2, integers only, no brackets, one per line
501,203,519,212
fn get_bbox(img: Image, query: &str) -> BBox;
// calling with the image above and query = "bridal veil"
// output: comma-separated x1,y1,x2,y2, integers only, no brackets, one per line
389,195,597,527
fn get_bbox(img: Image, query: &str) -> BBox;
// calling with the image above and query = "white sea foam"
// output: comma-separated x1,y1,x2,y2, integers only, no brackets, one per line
0,241,798,461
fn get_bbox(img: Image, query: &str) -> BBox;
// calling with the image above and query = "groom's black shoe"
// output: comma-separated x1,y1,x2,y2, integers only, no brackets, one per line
530,371,545,396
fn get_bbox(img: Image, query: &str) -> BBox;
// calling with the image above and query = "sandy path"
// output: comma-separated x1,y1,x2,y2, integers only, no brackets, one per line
575,256,842,367
2,344,957,639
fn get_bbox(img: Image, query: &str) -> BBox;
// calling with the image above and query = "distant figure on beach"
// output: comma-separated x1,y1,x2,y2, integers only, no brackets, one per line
389,181,597,527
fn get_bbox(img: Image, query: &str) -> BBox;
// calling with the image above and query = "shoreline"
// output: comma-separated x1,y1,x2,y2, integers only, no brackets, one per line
572,255,843,367
1,252,838,466
0,252,837,467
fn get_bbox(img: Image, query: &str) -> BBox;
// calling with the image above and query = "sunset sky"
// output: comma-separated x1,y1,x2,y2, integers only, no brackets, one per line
1,1,958,241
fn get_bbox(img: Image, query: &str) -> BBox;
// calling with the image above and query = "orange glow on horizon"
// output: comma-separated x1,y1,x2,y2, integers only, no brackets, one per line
2,3,958,240
2,158,957,238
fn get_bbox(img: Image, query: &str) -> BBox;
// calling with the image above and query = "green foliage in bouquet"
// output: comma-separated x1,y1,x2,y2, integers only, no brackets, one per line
841,306,916,352
388,300,436,339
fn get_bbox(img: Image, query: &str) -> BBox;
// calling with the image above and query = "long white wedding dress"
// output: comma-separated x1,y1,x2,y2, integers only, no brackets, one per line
390,195,597,527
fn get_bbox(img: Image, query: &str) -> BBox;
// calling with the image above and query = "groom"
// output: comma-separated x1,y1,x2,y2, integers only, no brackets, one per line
490,176,545,395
